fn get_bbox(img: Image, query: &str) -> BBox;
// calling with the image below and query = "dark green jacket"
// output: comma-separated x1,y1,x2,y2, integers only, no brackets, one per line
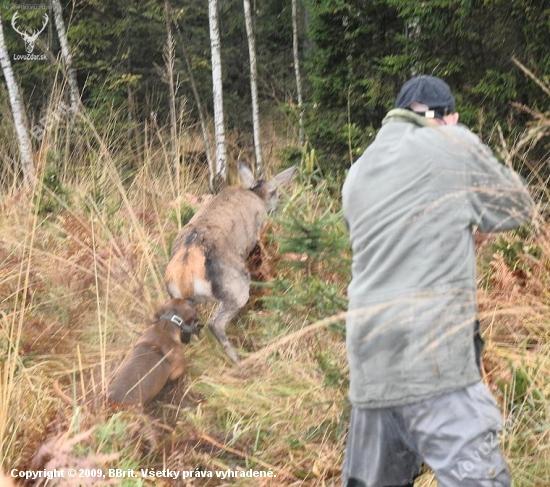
342,109,534,408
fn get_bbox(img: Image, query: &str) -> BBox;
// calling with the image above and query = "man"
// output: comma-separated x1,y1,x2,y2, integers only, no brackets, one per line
341,75,534,487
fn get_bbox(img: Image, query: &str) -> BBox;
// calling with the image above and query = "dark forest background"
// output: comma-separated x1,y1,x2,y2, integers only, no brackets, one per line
2,0,549,176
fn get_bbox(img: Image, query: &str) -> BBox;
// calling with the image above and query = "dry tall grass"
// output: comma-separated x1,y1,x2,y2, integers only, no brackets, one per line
0,86,548,487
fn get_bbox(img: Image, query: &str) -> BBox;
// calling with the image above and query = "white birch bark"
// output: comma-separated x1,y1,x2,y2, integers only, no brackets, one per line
208,0,227,181
292,0,304,146
52,0,79,113
174,24,215,191
243,0,263,176
0,14,34,185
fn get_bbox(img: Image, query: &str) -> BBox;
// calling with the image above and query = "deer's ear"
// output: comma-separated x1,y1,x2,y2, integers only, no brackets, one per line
265,165,297,193
238,162,256,189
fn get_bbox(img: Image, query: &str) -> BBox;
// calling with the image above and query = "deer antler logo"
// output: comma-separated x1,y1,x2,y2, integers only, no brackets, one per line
11,11,49,54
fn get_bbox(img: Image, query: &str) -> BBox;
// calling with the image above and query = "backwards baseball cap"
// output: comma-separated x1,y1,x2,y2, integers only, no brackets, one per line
394,75,455,118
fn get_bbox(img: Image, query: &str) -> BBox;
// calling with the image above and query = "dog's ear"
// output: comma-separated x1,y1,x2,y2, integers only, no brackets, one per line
153,307,163,321
182,297,200,324
153,301,172,321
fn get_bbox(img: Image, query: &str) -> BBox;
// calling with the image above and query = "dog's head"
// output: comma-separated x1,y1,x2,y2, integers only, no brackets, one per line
153,298,201,344
154,298,200,327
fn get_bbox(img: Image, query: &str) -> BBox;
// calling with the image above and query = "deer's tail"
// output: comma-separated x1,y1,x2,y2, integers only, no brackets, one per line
165,244,212,301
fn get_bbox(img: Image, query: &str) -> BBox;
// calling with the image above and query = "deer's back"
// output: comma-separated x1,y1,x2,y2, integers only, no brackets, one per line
174,188,267,262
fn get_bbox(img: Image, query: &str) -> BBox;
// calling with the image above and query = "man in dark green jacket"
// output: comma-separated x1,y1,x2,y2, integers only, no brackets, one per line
341,76,534,487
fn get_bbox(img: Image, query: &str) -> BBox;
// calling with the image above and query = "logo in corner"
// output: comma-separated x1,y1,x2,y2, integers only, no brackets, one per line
11,10,48,55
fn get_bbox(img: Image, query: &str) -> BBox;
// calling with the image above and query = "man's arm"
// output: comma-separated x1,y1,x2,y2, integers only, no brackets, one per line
465,132,534,233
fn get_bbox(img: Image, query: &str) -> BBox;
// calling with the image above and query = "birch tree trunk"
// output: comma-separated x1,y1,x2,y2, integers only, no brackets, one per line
174,24,215,191
243,0,263,177
208,0,227,183
292,0,304,146
0,14,34,185
52,0,79,113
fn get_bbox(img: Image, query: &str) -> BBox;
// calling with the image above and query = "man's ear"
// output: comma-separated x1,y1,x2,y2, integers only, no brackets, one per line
444,112,459,126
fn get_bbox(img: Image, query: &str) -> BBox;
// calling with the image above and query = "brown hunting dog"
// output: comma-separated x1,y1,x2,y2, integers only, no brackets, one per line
107,298,200,405
165,163,296,363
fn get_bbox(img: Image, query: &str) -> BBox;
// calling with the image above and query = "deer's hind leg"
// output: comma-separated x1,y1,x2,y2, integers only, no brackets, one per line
208,262,250,363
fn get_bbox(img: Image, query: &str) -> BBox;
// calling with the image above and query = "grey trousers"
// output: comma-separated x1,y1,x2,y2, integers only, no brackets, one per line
342,382,511,487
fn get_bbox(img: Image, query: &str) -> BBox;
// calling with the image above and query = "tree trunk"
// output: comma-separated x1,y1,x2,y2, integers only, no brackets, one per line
0,14,34,186
243,0,263,177
292,0,304,146
208,0,227,183
52,0,80,113
174,23,215,191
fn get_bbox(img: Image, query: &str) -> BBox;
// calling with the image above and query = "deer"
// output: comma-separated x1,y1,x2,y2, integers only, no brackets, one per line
107,298,201,405
11,12,49,54
165,162,296,363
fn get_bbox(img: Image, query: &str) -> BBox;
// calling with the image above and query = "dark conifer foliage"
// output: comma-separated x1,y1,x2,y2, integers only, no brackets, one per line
305,0,550,173
1,0,548,176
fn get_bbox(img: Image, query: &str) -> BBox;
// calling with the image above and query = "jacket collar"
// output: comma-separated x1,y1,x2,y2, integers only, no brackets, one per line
382,109,433,128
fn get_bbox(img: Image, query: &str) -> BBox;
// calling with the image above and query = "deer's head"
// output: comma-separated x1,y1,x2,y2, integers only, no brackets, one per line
238,162,297,214
11,11,49,54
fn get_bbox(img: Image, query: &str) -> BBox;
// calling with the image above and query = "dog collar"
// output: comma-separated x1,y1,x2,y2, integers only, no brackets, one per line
159,313,201,344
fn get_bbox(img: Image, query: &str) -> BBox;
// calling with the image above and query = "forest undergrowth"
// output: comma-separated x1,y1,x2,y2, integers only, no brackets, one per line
0,93,548,486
